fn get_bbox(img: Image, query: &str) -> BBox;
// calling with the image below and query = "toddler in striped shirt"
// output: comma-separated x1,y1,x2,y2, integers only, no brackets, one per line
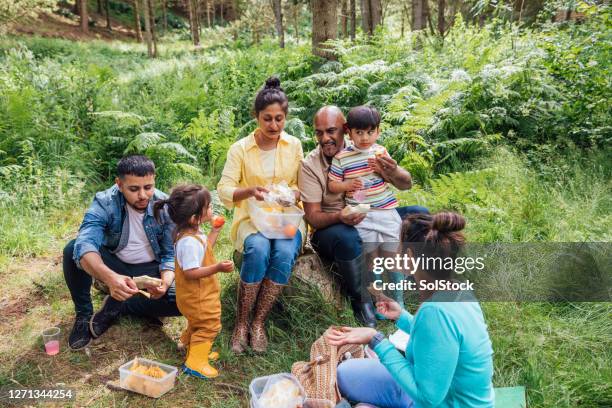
328,106,403,247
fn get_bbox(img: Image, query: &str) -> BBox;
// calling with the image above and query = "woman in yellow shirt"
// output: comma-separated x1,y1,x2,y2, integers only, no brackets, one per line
217,77,305,354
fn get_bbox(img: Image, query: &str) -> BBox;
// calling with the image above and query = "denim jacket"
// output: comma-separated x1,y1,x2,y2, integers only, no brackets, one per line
72,185,175,272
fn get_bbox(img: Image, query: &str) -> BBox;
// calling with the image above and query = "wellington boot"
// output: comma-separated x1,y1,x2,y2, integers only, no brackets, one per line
183,341,219,379
178,342,219,361
250,279,285,353
231,280,261,354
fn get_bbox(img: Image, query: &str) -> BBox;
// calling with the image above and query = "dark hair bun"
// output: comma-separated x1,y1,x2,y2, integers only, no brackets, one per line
432,212,466,233
264,76,281,89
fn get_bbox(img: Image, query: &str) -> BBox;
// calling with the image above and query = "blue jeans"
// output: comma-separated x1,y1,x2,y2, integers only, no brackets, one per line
311,205,429,264
337,359,414,408
240,232,302,284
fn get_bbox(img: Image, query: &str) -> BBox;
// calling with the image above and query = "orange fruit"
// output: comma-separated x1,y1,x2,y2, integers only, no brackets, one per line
283,224,297,238
212,215,225,228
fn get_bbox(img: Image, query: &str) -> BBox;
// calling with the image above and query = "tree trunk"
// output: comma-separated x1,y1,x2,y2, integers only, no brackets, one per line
370,0,382,33
401,3,408,37
349,0,355,40
272,0,285,48
105,0,111,30
143,0,154,56
194,0,201,35
148,0,158,56
133,0,143,42
186,0,200,46
220,0,224,23
206,0,212,27
360,0,370,34
292,4,299,40
412,0,422,30
360,0,381,36
341,0,348,38
437,0,445,36
311,0,338,59
80,0,89,33
162,0,168,33
97,0,102,13
424,0,435,35
187,0,200,47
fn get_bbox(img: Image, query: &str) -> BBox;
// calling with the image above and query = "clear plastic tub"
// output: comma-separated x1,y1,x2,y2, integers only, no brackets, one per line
249,373,306,408
119,357,177,398
248,198,304,239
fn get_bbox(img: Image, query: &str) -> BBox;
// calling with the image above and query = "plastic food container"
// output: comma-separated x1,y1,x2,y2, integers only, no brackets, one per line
249,373,306,408
119,357,177,398
248,198,304,239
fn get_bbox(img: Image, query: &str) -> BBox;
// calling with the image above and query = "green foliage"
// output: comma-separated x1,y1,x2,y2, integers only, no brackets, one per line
0,6,611,407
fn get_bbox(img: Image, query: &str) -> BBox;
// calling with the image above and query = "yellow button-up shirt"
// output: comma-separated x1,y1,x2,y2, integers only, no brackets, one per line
217,131,306,252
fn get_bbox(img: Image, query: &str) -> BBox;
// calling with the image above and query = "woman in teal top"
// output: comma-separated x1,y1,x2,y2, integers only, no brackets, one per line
327,212,494,408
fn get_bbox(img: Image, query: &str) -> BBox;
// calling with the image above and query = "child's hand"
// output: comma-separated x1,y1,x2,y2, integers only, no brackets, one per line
349,178,364,191
216,260,234,273
211,215,225,231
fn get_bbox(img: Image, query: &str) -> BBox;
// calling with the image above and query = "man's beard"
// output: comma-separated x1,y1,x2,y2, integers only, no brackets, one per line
321,140,338,157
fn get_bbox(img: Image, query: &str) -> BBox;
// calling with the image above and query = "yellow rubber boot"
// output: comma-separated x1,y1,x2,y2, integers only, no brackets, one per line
183,341,219,379
179,342,218,361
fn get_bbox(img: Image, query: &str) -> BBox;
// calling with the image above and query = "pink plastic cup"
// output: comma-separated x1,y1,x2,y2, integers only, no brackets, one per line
42,327,61,356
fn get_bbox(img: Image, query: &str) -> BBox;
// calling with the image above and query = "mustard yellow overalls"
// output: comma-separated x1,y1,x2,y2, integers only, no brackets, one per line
175,233,221,378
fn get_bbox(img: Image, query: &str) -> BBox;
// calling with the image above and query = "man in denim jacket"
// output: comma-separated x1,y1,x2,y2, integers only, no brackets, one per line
63,155,181,350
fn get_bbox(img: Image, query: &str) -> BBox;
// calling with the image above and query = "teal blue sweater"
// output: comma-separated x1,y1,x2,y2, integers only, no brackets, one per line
374,291,494,407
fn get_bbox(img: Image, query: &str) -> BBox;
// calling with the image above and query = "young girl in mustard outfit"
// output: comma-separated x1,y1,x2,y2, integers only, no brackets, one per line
154,185,234,378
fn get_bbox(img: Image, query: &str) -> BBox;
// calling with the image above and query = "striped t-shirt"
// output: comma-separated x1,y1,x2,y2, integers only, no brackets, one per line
328,144,398,209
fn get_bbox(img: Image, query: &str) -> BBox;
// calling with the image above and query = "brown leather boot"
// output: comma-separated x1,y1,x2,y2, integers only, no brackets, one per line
231,280,261,354
250,279,285,353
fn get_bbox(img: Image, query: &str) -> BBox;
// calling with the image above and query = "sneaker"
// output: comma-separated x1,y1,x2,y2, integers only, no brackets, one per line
69,315,92,350
89,295,122,338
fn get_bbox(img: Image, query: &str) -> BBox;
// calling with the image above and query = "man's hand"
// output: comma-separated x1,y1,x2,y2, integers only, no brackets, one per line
339,210,366,226
326,326,378,346
216,260,234,273
368,155,398,177
250,186,269,201
108,274,139,301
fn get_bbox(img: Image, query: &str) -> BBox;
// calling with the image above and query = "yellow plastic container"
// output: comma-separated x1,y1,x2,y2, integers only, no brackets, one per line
248,198,304,239
119,357,177,398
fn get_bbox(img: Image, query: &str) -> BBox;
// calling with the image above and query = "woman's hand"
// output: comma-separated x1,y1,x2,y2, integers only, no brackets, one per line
376,299,403,321
325,326,377,346
250,186,269,201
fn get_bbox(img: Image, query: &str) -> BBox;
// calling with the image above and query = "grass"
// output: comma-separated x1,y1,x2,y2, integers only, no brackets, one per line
0,20,610,406
0,147,610,407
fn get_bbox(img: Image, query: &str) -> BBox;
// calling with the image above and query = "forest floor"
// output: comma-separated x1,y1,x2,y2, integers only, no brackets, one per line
9,10,136,42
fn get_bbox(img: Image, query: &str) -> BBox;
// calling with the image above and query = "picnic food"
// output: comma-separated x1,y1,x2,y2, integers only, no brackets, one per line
258,377,303,408
283,224,298,238
341,203,370,216
122,360,168,398
212,215,225,228
265,182,295,207
133,275,163,289
374,146,385,158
